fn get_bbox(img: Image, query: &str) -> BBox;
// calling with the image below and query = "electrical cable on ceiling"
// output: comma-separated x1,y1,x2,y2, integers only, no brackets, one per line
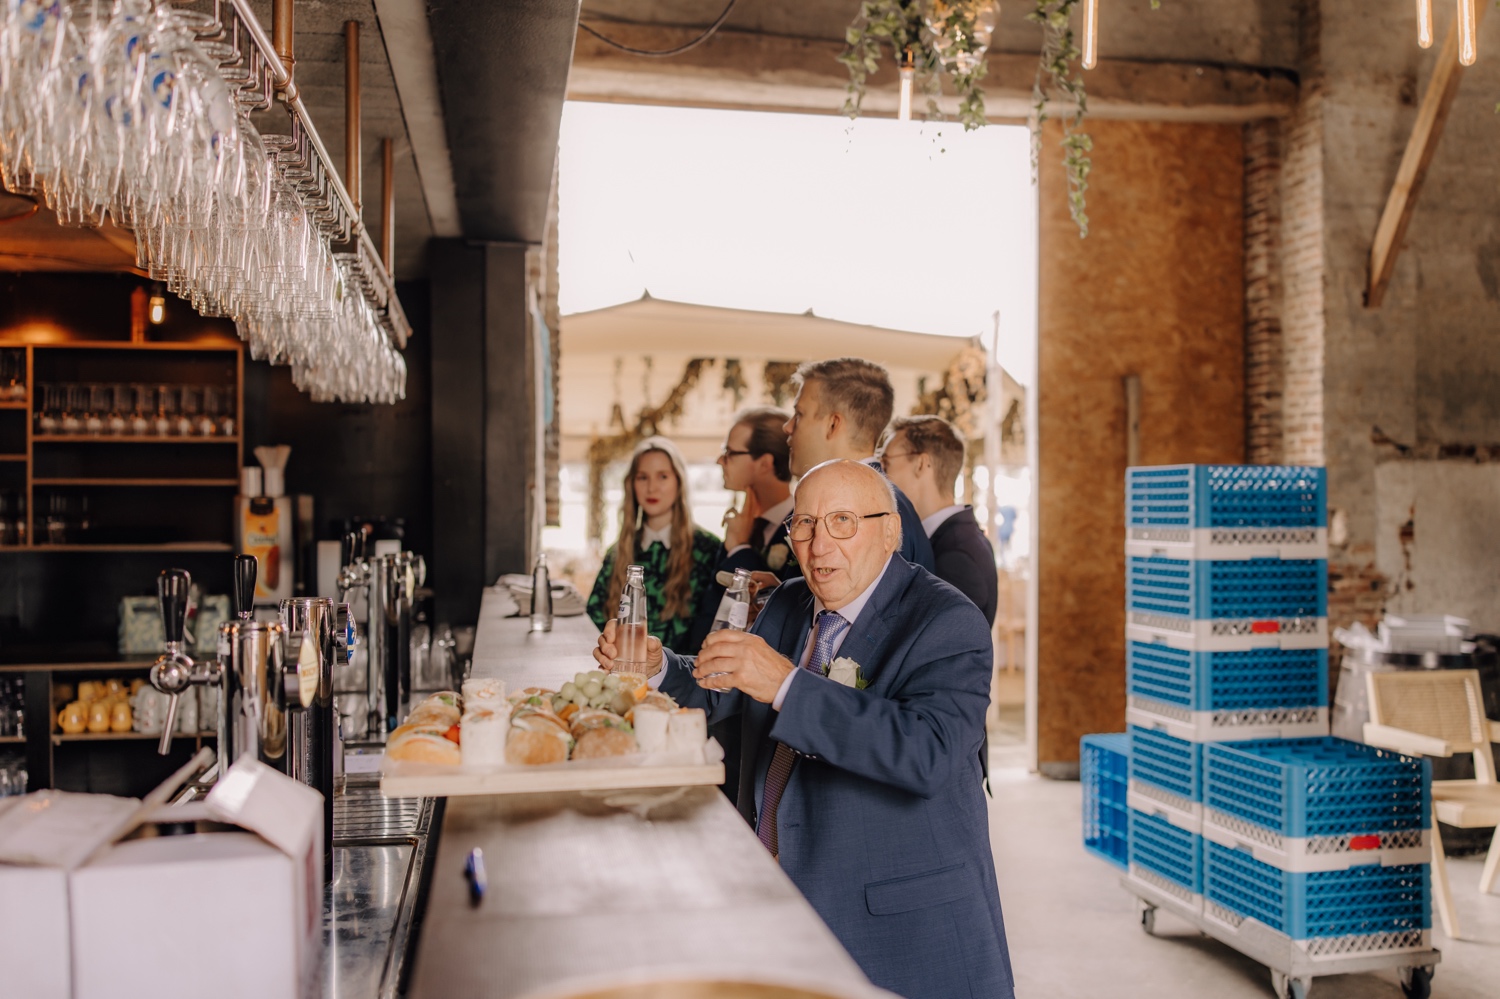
577,0,741,57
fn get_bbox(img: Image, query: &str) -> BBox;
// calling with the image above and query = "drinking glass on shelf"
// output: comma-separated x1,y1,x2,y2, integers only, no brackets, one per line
45,493,68,545
130,384,154,436
0,350,23,401
219,386,237,436
36,384,61,436
84,383,107,435
59,384,84,436
107,384,130,435
153,385,175,437
177,384,201,437
200,386,222,436
0,491,15,547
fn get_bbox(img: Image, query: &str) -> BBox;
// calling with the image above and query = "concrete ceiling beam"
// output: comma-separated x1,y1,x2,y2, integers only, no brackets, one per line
568,25,1299,124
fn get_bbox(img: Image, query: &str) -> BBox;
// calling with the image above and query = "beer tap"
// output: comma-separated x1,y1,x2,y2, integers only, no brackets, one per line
150,569,220,755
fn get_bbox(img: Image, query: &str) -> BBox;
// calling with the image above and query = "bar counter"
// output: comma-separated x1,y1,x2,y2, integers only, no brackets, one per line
405,592,892,999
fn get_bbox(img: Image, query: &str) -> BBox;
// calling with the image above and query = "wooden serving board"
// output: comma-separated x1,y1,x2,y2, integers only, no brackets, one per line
380,757,724,798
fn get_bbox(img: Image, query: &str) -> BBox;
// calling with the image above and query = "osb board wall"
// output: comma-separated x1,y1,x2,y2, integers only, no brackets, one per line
1036,119,1246,768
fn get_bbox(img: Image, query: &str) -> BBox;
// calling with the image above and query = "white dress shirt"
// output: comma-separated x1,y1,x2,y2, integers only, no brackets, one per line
770,555,894,710
920,504,967,538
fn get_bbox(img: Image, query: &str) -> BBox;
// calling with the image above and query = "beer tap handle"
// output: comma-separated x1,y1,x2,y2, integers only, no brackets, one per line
341,532,359,570
233,555,258,620
158,569,191,646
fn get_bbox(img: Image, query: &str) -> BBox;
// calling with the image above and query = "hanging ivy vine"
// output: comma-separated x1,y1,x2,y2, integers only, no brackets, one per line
1027,1,1092,237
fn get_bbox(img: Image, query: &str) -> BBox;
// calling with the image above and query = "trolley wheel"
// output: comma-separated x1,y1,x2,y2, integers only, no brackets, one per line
1139,902,1157,936
1399,966,1433,999
1270,970,1310,999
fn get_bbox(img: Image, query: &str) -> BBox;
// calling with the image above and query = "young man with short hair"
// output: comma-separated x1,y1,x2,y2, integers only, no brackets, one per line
880,415,998,625
783,358,935,571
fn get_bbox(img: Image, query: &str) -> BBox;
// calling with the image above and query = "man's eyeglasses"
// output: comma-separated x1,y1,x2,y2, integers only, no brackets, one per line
718,447,752,461
785,510,892,542
878,450,915,473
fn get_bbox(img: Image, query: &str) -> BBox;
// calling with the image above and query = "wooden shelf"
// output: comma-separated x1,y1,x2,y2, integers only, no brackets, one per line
0,734,24,744
0,401,27,410
53,731,216,744
7,542,235,553
32,435,239,444
33,477,239,487
0,454,24,461
27,340,239,352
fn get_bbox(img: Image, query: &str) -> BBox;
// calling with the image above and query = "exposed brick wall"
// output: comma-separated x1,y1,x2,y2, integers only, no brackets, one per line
1279,87,1325,467
1244,119,1284,465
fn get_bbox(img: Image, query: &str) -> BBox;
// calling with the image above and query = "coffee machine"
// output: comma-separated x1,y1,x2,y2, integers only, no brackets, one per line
337,532,425,739
149,558,349,876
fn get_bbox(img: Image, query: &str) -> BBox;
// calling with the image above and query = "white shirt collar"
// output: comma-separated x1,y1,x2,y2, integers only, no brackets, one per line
640,524,672,550
758,496,795,544
921,504,968,538
812,555,894,628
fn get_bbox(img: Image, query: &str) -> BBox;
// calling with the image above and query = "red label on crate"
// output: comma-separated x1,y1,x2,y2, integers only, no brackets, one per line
1250,620,1281,634
1349,835,1380,851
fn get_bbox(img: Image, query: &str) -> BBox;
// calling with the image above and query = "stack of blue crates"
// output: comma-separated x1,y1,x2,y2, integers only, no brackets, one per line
1081,733,1130,870
1124,465,1434,958
1124,464,1331,914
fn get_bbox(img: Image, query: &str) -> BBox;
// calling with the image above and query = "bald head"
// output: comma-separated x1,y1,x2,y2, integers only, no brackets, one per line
790,460,901,610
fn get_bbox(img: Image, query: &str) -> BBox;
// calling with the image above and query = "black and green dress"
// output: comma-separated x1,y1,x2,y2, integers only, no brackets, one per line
587,527,723,655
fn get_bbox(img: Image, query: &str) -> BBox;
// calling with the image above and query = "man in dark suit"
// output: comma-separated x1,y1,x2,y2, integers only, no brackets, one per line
718,406,799,582
783,358,935,572
879,415,999,625
594,460,1012,999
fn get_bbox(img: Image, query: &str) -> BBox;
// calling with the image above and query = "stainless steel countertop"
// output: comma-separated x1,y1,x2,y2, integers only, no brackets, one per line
318,779,440,999
407,597,887,999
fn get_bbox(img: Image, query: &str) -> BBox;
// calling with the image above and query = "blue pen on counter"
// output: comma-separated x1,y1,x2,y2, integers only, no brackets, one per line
464,848,487,906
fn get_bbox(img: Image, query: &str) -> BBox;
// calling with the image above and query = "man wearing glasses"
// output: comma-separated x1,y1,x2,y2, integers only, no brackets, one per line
716,406,799,583
593,459,1012,999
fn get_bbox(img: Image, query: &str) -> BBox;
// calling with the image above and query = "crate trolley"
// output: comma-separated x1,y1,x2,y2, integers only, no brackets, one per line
1115,466,1440,999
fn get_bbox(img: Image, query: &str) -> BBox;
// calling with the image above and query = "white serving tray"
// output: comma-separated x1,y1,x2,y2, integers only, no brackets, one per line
380,745,724,798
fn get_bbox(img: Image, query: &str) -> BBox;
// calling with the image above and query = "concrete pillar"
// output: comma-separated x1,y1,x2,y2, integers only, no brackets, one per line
429,239,543,624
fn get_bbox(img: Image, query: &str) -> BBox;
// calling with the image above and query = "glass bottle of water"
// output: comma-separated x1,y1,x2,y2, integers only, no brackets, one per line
614,564,651,676
529,552,552,633
710,568,754,633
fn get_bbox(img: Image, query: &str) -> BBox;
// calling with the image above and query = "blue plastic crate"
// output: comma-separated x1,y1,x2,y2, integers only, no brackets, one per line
1127,465,1326,529
1205,842,1429,939
1127,556,1327,622
1082,733,1130,869
1130,809,1203,893
1129,726,1201,802
1204,737,1430,838
1127,642,1328,712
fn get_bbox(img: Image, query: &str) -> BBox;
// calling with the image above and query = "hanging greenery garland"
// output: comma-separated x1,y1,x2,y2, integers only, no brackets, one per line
838,0,1098,237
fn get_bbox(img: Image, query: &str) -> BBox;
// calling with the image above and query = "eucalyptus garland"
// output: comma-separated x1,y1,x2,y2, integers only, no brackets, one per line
1027,1,1093,237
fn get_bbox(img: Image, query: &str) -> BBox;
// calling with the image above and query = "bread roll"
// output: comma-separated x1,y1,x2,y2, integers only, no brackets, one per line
387,731,462,765
462,678,507,707
573,725,638,759
405,702,460,728
506,708,573,765
390,720,449,743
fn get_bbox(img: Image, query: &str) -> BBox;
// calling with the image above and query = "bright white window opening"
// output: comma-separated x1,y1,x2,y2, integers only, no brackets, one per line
548,101,1037,583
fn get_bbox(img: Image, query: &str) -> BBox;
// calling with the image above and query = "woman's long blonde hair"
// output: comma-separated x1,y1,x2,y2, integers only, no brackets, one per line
606,436,695,621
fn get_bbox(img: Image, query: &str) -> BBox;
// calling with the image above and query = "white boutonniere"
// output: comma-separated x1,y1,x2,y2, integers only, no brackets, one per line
824,656,869,690
766,543,790,572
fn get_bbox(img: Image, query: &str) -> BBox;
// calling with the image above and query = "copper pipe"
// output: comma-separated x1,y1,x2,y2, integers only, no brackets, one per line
345,20,361,213
272,0,295,93
380,138,395,271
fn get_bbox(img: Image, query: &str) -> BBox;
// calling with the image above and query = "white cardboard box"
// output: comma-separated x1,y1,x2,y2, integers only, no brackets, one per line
0,760,323,999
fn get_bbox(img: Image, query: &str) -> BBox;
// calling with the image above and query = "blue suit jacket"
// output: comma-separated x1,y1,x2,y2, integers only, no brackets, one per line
661,559,1013,999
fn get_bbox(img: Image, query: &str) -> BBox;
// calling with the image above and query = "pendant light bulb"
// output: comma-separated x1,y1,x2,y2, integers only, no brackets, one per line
1459,0,1478,65
1416,0,1434,48
148,286,166,326
897,48,915,121
1082,0,1100,70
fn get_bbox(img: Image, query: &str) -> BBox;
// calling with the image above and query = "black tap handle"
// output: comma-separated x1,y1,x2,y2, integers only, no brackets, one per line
233,555,258,618
341,531,359,568
158,569,191,645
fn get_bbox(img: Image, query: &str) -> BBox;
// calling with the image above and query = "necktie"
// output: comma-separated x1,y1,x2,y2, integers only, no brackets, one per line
750,517,770,552
757,609,850,855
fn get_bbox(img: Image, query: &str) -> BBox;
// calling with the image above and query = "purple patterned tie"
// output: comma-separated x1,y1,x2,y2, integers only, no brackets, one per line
757,609,850,855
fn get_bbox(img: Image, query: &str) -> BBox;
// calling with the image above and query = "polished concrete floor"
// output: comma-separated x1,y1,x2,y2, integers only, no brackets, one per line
987,765,1500,998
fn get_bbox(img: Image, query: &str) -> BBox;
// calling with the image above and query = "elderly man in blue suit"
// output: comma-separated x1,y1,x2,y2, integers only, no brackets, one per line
594,459,1013,999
